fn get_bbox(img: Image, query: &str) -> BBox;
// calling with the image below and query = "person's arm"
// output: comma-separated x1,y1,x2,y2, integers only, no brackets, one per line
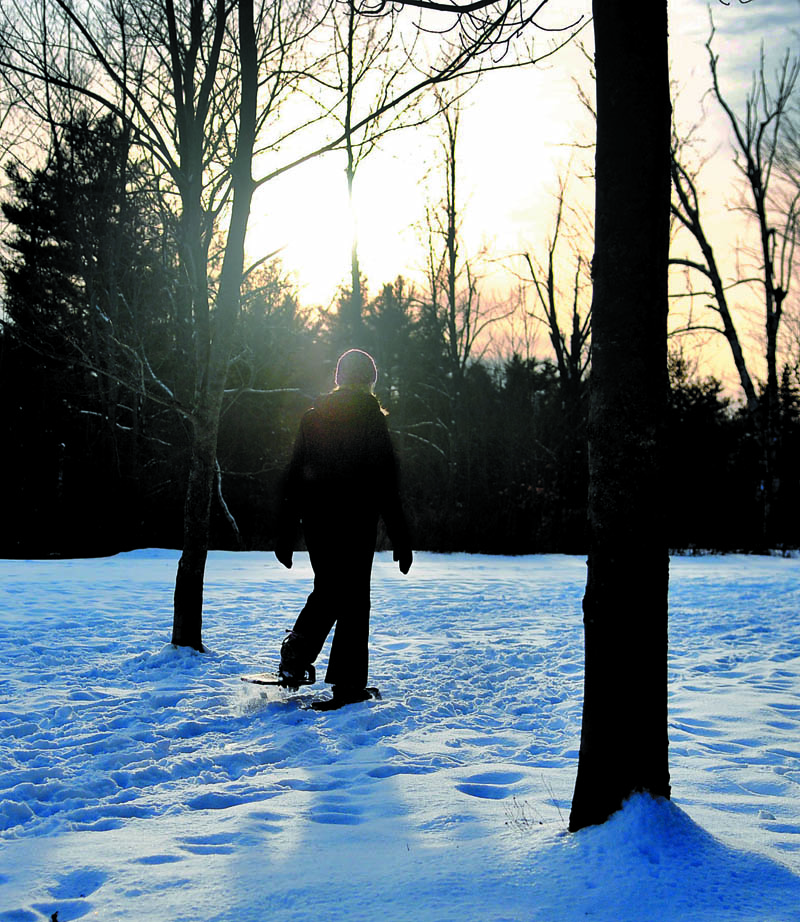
375,416,413,574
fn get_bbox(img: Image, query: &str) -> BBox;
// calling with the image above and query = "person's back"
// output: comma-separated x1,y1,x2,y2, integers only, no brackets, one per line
294,387,393,521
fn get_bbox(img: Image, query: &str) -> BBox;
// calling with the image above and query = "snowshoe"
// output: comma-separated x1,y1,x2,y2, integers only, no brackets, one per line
276,662,316,690
241,663,315,689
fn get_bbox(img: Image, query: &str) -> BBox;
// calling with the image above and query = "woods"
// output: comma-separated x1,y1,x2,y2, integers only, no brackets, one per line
4,224,799,562
0,0,530,649
2,4,797,566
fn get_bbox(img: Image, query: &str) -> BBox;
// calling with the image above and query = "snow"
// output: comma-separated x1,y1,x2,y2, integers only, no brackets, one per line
1,550,799,922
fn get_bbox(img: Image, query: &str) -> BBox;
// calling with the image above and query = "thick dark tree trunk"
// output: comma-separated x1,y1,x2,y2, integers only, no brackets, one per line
569,0,672,831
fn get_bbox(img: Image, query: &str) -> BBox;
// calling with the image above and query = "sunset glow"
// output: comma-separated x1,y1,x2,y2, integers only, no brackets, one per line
245,0,798,395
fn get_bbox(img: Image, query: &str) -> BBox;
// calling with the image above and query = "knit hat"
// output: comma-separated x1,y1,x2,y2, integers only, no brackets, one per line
335,349,378,389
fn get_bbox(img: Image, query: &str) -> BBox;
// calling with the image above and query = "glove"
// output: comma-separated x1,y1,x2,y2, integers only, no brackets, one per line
394,547,413,575
275,543,293,569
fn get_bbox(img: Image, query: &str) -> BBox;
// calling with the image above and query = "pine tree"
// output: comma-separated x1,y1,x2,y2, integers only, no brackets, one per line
1,112,181,554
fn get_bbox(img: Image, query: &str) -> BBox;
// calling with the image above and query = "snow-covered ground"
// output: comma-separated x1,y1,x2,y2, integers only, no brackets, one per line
1,551,799,922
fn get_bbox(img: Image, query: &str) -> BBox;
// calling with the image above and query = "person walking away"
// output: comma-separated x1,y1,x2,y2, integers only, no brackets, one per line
274,348,412,708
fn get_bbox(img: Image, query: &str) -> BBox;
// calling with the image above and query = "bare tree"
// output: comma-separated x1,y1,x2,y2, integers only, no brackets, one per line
328,0,574,343
326,0,421,341
369,0,671,830
777,61,800,388
0,0,318,648
566,0,671,830
522,174,592,403
424,90,513,387
516,176,592,548
670,135,759,411
1,0,580,651
670,25,799,545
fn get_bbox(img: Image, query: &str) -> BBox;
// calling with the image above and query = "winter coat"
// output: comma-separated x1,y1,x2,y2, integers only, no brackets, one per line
277,388,411,556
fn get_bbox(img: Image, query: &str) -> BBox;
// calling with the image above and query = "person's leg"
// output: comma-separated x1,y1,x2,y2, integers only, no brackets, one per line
324,541,375,688
282,513,377,690
284,537,341,669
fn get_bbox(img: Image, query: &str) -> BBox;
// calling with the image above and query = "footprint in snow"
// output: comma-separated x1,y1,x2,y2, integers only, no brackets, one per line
455,770,524,800
133,854,184,865
29,868,107,922
178,831,260,854
47,868,107,900
309,795,364,826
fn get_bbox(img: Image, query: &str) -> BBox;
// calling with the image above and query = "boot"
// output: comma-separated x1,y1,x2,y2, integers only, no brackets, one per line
310,685,381,711
278,630,315,688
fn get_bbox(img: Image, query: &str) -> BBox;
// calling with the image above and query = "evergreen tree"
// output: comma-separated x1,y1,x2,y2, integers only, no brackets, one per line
1,112,181,555
664,354,736,550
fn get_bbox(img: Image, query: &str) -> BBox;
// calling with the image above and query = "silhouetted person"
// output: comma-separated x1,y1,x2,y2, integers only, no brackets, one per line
274,348,412,707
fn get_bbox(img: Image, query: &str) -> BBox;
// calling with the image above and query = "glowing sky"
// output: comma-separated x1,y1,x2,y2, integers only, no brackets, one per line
248,0,798,390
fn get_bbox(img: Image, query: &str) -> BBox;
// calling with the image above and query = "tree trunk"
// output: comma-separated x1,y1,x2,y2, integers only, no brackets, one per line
336,0,365,346
346,160,365,344
569,0,672,831
171,0,258,650
172,412,217,650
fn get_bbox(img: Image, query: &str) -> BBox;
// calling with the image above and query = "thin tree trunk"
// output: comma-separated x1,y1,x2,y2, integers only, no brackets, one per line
171,0,257,650
669,155,759,412
345,0,364,341
172,412,216,650
569,0,672,831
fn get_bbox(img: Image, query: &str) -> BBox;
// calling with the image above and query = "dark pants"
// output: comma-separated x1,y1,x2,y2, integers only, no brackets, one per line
291,514,376,688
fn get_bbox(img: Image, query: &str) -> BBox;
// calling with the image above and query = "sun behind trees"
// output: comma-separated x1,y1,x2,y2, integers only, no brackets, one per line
0,0,559,650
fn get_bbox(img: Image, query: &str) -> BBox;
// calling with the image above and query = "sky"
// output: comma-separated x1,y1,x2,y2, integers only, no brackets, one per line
249,0,799,391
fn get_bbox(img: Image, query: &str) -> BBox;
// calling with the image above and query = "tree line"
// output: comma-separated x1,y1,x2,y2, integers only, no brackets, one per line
2,109,798,560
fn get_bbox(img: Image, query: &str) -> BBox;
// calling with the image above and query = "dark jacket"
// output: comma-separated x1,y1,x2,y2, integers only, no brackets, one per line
278,388,410,554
